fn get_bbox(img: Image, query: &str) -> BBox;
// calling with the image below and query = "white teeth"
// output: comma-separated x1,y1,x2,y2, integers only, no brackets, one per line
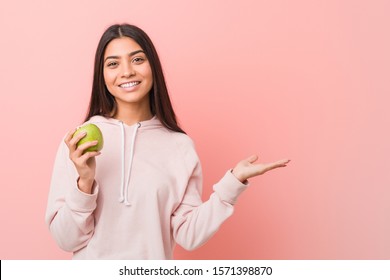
120,81,140,88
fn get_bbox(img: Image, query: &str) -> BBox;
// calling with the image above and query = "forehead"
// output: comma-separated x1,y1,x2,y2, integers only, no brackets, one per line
104,37,143,57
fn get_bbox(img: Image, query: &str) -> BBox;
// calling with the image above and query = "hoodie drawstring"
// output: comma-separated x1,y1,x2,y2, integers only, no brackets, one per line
118,121,141,206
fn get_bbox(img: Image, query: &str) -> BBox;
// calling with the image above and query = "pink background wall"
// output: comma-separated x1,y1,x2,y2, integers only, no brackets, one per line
1,0,389,259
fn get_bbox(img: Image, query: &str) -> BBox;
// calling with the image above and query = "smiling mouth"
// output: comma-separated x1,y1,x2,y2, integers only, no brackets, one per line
119,81,141,88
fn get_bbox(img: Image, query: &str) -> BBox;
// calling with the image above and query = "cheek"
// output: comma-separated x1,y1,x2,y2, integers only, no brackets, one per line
103,70,115,86
103,71,109,85
143,66,154,86
147,72,153,86
141,62,152,78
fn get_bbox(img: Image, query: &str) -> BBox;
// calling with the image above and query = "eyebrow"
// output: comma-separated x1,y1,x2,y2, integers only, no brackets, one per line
104,50,145,62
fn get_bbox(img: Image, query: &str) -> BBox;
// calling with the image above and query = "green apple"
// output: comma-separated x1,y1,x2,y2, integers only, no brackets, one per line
73,123,104,152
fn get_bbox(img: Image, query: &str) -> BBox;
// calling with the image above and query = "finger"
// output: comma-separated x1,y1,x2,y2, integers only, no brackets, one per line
75,140,99,156
245,155,258,164
274,159,290,166
69,131,87,147
64,128,77,147
79,151,101,162
264,159,290,170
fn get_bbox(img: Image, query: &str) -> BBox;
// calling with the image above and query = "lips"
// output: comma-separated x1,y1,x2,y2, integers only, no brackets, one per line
119,81,141,88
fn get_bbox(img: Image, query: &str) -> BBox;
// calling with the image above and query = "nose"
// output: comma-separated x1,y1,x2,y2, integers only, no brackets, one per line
121,61,135,78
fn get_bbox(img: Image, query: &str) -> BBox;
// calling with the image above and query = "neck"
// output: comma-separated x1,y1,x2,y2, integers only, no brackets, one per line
112,102,153,126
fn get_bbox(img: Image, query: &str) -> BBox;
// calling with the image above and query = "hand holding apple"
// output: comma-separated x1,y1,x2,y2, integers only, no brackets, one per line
64,124,104,194
73,124,104,152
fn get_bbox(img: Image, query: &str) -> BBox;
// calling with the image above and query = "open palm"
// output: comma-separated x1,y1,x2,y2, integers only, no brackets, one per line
232,155,290,183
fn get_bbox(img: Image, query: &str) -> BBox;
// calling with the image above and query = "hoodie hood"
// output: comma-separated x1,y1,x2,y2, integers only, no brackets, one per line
87,115,163,205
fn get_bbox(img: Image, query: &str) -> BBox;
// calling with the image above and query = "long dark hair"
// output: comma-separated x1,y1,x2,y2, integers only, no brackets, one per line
85,23,185,134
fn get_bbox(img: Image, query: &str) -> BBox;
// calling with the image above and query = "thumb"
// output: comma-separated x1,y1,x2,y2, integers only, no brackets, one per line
245,155,258,163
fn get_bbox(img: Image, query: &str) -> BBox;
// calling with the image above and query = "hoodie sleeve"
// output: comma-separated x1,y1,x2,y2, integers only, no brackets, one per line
171,139,248,251
45,139,98,252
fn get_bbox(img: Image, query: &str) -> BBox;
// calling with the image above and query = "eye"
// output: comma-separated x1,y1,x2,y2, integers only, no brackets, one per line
132,57,145,64
106,61,118,68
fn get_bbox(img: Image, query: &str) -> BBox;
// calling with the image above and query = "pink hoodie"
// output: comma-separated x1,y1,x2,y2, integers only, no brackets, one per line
45,116,248,259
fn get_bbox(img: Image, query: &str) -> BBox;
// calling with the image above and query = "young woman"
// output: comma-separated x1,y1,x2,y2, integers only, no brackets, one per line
45,23,290,259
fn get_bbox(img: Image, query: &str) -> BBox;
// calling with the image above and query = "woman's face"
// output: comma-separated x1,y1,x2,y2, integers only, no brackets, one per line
103,37,153,111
